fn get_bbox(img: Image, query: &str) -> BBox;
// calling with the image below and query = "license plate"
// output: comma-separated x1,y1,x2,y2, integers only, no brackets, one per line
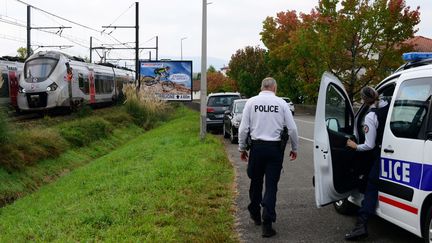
30,95,39,99
215,114,224,118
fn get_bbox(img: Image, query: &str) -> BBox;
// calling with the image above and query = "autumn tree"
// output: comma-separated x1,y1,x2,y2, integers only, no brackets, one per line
207,71,238,93
228,46,269,97
261,11,303,102
261,0,420,102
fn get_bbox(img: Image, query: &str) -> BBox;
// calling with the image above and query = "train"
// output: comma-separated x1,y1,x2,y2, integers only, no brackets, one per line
0,56,24,110
17,50,135,111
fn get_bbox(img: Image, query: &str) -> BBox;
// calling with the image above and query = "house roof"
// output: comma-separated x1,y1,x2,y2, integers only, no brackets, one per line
192,79,201,91
403,36,432,52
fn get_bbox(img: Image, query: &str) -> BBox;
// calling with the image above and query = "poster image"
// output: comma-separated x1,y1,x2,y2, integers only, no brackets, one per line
139,60,192,101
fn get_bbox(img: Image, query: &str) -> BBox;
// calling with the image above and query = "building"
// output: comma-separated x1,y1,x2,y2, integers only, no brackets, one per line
403,36,432,52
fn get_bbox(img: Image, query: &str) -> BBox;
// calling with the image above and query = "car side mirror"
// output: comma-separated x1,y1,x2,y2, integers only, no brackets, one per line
224,110,231,115
326,118,340,132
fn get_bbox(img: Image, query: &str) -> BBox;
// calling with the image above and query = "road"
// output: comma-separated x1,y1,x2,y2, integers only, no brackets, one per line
221,113,423,242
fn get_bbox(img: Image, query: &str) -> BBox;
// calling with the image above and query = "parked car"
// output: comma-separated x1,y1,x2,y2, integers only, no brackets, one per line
281,97,295,115
206,92,241,130
223,99,247,143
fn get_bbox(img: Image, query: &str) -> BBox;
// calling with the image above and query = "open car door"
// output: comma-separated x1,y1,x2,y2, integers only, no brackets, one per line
314,72,359,207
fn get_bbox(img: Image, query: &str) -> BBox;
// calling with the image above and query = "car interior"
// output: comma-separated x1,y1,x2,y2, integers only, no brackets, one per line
324,83,395,194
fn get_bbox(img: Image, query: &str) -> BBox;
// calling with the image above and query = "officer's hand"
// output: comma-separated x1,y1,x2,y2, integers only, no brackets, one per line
289,151,297,161
346,139,357,150
240,151,248,162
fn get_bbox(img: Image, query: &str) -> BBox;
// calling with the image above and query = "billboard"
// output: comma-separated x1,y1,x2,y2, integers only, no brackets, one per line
139,60,192,101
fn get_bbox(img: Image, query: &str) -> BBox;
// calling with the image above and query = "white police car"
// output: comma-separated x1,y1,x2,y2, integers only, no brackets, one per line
314,52,432,241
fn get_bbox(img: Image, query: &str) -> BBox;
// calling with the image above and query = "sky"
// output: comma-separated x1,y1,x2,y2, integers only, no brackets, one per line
0,0,430,71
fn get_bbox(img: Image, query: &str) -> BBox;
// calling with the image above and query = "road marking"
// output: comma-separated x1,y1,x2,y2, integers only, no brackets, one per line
294,118,315,125
299,136,314,142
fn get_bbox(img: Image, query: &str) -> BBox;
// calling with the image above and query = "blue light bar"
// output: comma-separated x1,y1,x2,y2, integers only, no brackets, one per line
402,52,432,62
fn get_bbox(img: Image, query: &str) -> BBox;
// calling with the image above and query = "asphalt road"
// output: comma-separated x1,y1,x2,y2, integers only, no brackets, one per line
221,113,423,243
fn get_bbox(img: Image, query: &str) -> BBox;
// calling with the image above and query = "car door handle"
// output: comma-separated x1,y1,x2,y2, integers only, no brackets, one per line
383,148,394,153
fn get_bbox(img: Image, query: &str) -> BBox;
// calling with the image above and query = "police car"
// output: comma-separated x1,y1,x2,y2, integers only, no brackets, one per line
313,52,432,241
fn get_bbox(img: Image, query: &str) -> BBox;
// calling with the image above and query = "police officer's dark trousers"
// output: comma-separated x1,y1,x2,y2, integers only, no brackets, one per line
247,141,283,224
358,148,381,225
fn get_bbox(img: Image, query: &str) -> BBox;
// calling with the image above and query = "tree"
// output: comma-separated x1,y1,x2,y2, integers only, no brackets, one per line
207,65,217,73
228,46,269,97
207,72,238,93
261,0,420,102
16,47,28,59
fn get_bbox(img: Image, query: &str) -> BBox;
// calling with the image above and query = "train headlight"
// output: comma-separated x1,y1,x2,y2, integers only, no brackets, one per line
18,85,26,93
46,82,58,92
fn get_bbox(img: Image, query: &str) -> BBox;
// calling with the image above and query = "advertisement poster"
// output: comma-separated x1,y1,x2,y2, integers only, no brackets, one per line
139,60,192,101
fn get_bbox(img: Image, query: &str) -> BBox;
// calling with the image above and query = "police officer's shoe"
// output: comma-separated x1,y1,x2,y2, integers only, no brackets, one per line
250,213,261,225
344,223,368,241
262,223,276,238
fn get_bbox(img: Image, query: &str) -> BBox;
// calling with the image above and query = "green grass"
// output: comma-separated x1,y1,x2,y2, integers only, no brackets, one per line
0,107,237,242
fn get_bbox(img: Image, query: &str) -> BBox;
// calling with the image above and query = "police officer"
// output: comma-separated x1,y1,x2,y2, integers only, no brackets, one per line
238,77,299,238
345,86,389,241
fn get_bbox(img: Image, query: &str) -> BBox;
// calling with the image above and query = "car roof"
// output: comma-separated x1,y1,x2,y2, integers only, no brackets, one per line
376,61,432,89
208,92,241,97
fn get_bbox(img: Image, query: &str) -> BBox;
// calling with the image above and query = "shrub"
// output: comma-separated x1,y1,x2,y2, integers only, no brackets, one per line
123,84,170,129
0,109,9,144
59,117,113,147
0,128,68,170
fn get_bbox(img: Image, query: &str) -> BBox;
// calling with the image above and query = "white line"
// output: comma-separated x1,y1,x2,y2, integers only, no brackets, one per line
299,136,314,142
294,118,315,125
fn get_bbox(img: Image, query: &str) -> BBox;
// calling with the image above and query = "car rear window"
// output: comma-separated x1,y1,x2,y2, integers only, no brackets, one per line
207,95,239,107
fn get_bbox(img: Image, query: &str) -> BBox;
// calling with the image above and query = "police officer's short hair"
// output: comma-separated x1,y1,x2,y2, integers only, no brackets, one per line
361,86,378,105
261,77,277,90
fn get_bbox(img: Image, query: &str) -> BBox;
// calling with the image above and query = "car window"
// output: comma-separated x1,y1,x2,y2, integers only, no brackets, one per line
325,84,349,132
207,95,239,107
234,101,246,113
390,78,431,139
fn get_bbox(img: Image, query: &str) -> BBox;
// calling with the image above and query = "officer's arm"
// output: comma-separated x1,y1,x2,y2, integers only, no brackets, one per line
284,104,299,152
238,101,251,152
356,113,377,151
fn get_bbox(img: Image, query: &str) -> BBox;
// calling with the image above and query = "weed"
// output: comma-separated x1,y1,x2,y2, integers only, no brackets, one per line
0,109,9,144
59,117,113,147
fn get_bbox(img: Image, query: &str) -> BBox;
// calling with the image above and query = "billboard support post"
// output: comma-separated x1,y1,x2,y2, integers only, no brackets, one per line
200,0,207,141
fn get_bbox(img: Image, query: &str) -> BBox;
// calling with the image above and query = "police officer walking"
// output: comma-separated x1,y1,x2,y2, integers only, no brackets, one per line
238,77,299,238
345,86,390,241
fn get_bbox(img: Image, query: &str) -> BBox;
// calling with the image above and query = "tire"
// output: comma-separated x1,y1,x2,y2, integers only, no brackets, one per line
422,206,432,242
223,124,229,138
333,198,358,215
162,81,175,91
230,127,238,144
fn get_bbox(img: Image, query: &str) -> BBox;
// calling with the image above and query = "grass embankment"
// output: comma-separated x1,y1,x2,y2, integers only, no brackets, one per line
0,106,142,207
0,107,237,242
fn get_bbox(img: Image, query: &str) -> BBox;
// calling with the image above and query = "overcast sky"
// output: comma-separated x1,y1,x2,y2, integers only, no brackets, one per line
0,0,430,70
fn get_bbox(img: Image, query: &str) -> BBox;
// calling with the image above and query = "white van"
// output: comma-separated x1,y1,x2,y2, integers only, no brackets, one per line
314,52,432,241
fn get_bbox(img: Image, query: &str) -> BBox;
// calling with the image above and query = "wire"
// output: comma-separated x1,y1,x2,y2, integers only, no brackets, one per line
14,0,101,32
101,3,134,33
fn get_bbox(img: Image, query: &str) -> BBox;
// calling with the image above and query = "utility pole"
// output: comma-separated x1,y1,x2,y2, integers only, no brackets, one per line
135,2,139,89
26,5,71,59
156,36,159,60
200,0,208,140
89,36,93,63
26,5,31,58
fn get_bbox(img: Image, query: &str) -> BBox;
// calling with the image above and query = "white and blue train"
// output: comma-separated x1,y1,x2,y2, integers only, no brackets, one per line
17,50,134,111
0,56,24,109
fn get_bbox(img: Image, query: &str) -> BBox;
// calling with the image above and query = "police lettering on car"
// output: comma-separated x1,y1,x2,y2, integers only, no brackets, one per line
238,77,299,238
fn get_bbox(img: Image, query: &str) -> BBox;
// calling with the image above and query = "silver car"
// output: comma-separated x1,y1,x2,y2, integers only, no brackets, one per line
281,97,295,115
223,99,247,143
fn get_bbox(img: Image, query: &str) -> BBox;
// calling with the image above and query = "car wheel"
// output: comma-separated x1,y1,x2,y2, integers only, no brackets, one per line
223,124,229,138
230,127,238,144
333,199,358,215
422,205,432,242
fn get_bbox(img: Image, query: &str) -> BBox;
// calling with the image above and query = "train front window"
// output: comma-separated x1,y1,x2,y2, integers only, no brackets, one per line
24,58,58,82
